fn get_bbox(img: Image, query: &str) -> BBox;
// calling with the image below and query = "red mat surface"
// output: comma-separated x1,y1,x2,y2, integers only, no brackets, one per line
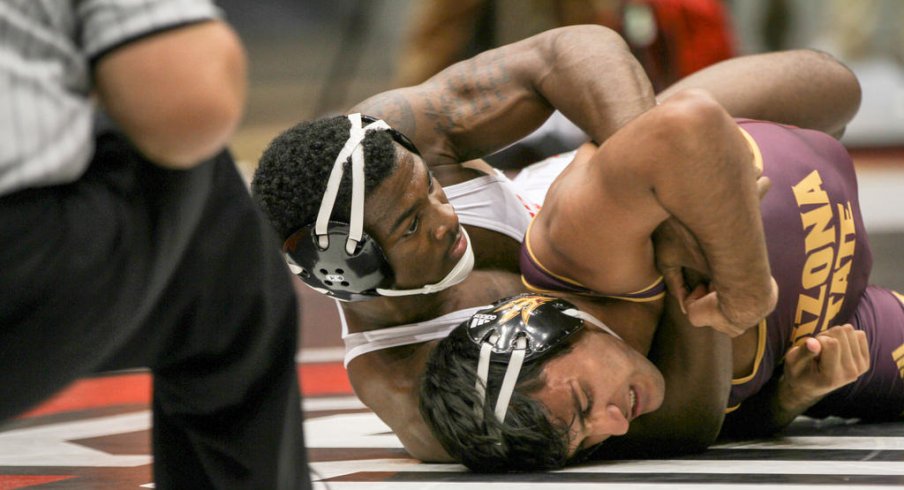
21,363,352,419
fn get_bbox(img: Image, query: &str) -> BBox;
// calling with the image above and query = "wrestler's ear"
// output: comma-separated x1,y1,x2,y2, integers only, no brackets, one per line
600,404,629,436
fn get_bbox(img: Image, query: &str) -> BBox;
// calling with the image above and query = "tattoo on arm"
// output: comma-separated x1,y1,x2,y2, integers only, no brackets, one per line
424,52,518,160
429,53,512,124
352,92,418,140
355,49,531,162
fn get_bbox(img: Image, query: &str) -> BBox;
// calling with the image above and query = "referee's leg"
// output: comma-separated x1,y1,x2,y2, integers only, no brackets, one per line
0,133,310,489
146,152,309,489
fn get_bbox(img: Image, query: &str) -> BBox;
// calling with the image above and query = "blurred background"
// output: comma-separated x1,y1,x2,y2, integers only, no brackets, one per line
216,0,904,352
221,0,904,161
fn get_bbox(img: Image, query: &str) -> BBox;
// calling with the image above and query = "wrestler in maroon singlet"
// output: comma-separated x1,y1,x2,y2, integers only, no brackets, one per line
729,119,904,420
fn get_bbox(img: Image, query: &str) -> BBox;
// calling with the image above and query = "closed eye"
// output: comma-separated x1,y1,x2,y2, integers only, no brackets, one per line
403,216,419,237
570,384,588,452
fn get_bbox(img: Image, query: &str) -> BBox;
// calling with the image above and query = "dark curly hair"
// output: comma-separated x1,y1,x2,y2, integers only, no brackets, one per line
419,325,575,472
251,115,399,240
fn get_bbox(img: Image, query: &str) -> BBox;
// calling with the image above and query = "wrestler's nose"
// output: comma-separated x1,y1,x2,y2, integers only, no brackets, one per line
431,202,459,242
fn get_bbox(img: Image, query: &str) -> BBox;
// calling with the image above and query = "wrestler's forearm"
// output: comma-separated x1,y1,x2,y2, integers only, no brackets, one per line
650,92,776,327
529,25,656,145
347,351,454,462
352,25,654,163
719,374,820,439
657,50,861,138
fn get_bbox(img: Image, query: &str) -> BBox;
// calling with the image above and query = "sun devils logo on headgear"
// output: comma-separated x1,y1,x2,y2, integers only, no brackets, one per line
466,294,583,360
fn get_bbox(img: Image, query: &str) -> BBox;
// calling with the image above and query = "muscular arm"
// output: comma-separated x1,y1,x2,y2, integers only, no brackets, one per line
351,25,654,165
658,49,861,138
94,21,247,169
347,345,453,462
720,325,870,439
535,89,775,328
719,372,797,439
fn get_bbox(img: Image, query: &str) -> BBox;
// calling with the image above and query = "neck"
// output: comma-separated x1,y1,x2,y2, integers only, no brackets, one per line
341,269,526,332
569,297,662,356
343,293,447,331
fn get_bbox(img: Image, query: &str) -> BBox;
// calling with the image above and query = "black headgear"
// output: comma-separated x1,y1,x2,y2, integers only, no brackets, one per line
283,221,393,301
465,293,621,422
282,114,420,301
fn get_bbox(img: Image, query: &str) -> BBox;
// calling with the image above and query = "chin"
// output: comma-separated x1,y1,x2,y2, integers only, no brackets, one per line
636,358,666,410
649,370,667,410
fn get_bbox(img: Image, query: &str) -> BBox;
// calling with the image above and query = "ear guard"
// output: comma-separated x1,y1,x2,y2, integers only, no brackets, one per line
283,113,475,301
465,293,621,422
283,220,393,301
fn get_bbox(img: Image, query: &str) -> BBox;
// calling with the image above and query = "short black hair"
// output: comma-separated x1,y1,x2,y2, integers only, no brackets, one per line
419,325,574,472
251,115,399,240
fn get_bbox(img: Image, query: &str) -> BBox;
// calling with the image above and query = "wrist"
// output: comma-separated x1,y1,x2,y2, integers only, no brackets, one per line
775,375,820,415
718,276,778,327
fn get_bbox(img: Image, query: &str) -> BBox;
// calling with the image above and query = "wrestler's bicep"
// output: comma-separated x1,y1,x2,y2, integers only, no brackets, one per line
534,137,669,293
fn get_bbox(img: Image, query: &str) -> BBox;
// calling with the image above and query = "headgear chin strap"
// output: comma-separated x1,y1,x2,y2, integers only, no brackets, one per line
376,227,475,297
283,113,475,301
465,294,621,423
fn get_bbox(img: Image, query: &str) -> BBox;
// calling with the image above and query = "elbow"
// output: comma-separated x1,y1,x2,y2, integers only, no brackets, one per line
671,386,729,451
97,22,248,169
689,416,724,450
545,23,627,45
406,443,455,463
636,89,744,202
658,89,726,128
135,42,246,168
396,425,454,463
540,24,632,65
802,49,862,137
641,424,720,457
672,411,724,453
673,434,716,454
653,89,733,153
687,402,726,448
133,87,245,169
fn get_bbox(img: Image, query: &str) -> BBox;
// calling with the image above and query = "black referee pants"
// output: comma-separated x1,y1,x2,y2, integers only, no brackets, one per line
0,130,310,489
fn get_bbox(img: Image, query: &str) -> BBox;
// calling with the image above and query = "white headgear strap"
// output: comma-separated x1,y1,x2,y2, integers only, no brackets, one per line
315,113,390,254
314,113,475,297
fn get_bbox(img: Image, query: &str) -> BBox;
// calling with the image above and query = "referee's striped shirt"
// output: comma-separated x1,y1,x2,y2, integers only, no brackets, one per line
0,0,220,196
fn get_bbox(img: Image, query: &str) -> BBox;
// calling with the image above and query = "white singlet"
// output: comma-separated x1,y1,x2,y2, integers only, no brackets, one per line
340,153,578,367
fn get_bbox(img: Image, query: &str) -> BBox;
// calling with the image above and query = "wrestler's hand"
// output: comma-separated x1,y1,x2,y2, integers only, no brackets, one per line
778,324,870,411
681,278,777,337
654,173,771,313
654,230,761,337
653,217,709,309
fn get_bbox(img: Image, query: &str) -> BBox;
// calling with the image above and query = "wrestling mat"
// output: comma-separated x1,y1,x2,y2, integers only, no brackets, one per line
1,360,903,489
2,160,902,489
